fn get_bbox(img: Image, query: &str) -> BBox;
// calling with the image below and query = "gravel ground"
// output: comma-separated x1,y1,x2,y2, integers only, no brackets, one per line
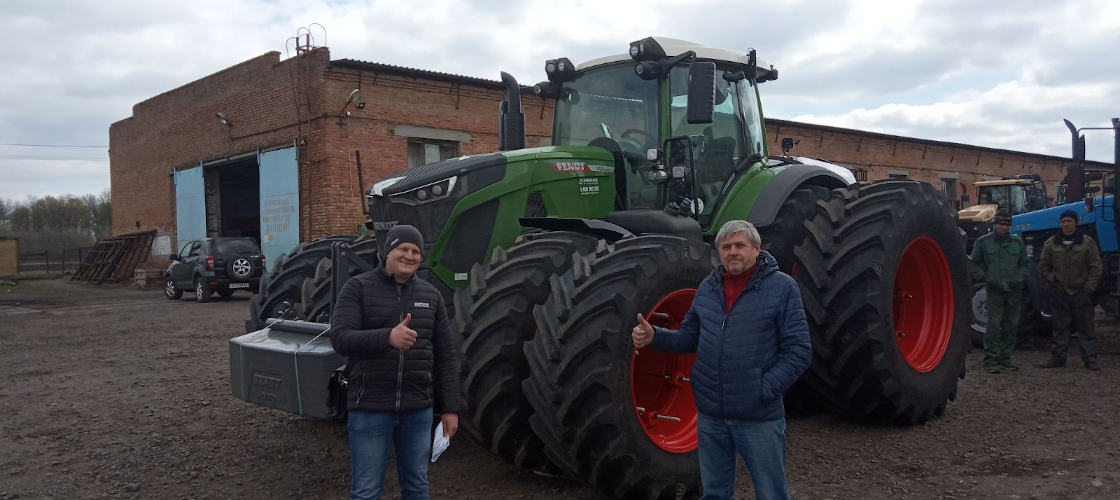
1,278,1118,499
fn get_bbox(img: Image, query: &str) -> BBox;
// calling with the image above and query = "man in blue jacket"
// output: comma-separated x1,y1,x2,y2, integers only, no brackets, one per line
632,220,811,500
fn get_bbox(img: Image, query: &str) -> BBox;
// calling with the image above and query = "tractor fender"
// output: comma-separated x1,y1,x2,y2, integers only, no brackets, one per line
746,161,854,227
520,217,634,242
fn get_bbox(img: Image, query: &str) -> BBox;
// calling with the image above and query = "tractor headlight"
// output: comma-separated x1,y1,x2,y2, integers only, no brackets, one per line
389,176,458,206
370,176,405,197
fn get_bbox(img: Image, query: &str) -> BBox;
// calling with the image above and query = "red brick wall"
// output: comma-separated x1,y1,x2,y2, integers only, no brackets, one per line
109,48,331,251
764,119,1094,207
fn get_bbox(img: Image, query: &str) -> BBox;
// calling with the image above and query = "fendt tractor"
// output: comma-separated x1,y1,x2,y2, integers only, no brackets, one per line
231,38,971,499
958,175,1048,254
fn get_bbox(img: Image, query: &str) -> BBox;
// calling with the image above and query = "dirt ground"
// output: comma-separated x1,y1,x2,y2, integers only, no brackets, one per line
1,278,1118,500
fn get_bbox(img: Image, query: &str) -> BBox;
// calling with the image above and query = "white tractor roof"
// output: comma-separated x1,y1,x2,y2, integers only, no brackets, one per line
575,37,776,77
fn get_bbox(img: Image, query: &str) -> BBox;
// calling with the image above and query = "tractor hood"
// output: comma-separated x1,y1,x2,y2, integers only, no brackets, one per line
958,204,998,221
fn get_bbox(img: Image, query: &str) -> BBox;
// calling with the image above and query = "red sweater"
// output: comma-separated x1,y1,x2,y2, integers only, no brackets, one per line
722,264,757,312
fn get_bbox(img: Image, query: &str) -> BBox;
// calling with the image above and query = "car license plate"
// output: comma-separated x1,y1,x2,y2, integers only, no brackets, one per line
229,283,250,289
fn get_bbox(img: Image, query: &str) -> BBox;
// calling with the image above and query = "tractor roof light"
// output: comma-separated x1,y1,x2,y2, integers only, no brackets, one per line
629,37,667,61
635,60,662,80
545,57,577,83
534,81,560,99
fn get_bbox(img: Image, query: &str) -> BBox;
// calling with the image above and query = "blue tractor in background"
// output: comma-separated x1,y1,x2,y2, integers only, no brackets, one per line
971,117,1120,344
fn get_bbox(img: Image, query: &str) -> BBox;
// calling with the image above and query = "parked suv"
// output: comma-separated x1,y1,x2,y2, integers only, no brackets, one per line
164,237,265,303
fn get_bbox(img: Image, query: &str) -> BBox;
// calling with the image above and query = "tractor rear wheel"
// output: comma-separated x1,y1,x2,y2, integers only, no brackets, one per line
794,180,970,424
453,231,599,473
523,235,716,499
245,235,358,332
295,236,380,323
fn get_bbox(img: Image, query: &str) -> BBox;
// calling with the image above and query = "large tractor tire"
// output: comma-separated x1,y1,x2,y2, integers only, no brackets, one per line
295,236,381,323
245,235,358,332
794,180,971,424
523,235,716,499
757,185,832,414
453,231,600,474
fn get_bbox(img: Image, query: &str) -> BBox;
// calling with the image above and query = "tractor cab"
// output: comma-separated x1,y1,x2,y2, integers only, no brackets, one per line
959,174,1048,252
537,37,776,227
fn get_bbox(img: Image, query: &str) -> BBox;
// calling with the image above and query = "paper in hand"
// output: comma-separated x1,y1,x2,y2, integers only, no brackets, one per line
431,421,450,462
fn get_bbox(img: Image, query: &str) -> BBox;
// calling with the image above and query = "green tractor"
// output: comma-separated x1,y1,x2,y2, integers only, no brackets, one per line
236,37,970,499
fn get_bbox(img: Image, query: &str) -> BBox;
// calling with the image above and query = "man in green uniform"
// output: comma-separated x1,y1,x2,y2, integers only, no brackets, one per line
971,210,1029,374
1039,210,1102,370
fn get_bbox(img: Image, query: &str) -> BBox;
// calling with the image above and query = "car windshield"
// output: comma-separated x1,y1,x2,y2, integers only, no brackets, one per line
216,239,259,255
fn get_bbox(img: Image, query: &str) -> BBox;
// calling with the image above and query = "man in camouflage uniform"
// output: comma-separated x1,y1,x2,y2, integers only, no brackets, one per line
1039,210,1102,370
971,210,1030,374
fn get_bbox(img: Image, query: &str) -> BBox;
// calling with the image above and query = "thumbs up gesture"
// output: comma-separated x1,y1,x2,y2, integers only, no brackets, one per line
389,313,418,350
632,313,654,349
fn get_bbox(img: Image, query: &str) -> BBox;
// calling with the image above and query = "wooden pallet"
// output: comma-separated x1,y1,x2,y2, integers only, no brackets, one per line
71,230,157,284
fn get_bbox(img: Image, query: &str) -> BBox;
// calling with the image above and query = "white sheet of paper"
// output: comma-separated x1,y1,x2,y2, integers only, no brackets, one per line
431,421,450,462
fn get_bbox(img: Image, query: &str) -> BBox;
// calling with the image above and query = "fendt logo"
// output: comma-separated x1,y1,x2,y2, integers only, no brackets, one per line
549,162,615,173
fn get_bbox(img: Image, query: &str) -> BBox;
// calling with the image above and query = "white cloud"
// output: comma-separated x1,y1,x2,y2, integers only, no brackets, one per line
0,0,1118,201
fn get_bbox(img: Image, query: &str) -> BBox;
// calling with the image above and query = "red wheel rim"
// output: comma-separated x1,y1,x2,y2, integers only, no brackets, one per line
631,289,698,453
893,236,954,372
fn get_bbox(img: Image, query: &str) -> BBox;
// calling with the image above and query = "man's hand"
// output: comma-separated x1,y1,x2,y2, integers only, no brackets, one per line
632,313,654,349
441,413,458,438
388,313,418,350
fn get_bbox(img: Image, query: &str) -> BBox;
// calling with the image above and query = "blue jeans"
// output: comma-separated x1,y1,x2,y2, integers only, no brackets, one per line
347,408,434,500
697,412,791,500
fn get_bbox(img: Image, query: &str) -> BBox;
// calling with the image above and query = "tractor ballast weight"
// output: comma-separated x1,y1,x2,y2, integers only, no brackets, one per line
235,37,971,499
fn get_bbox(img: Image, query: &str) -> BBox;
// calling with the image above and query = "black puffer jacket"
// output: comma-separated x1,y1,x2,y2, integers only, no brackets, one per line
330,266,461,414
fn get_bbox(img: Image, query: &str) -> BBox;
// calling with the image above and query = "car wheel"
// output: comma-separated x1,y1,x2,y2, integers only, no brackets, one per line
164,277,182,300
195,278,211,303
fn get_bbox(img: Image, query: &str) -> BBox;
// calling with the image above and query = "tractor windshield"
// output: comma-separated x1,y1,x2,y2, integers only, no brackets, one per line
553,64,663,209
553,64,659,150
977,185,1029,215
669,65,764,217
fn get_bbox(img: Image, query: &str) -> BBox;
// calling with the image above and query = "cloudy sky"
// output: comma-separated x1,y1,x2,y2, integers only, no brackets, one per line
1,0,1118,201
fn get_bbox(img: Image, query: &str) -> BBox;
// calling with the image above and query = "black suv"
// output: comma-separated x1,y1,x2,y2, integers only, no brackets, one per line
164,237,264,302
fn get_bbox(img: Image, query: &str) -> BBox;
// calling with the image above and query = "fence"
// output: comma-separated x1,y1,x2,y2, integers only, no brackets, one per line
18,247,94,275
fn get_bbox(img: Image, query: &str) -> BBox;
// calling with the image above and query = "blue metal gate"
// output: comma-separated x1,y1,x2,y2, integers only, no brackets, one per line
258,146,300,271
174,164,206,244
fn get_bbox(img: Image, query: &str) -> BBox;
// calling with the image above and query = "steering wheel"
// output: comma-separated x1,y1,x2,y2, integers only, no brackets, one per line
620,129,652,144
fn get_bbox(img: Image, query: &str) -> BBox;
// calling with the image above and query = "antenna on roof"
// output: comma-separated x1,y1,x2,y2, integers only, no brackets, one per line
293,24,328,55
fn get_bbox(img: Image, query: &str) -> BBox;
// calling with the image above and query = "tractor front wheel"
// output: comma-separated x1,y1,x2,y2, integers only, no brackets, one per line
523,235,716,498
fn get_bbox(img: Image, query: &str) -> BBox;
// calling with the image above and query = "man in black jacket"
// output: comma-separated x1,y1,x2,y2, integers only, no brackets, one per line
331,225,461,500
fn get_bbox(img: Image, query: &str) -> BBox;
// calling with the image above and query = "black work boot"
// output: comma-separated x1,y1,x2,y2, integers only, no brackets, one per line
1039,358,1066,369
999,360,1018,370
1085,360,1101,371
986,365,1001,374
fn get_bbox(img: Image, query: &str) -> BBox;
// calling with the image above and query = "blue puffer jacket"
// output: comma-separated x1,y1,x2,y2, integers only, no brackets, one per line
650,250,811,422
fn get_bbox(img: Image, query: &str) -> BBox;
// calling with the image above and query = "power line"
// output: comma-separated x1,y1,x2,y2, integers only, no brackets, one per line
0,143,108,148
0,156,108,161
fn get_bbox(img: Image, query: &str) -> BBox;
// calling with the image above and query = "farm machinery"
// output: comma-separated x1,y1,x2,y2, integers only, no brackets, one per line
231,37,971,499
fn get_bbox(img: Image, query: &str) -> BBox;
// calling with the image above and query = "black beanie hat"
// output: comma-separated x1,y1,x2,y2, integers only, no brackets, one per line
383,225,424,257
1060,210,1079,223
995,209,1012,224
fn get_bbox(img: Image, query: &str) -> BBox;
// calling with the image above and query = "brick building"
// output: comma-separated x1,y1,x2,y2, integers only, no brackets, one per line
109,47,1103,268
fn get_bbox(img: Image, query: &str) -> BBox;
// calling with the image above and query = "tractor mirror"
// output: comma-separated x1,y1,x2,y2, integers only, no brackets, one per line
686,62,716,124
1085,194,1095,213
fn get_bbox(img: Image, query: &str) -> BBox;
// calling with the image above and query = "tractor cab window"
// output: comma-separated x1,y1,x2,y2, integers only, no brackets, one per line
1009,186,1028,214
554,64,661,209
668,65,754,216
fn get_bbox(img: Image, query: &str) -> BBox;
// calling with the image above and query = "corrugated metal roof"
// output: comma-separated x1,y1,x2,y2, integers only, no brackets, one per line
331,59,516,91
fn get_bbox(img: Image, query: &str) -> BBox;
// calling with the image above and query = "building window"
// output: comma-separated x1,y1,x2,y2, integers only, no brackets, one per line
407,140,459,168
888,172,908,180
850,168,868,182
941,178,958,210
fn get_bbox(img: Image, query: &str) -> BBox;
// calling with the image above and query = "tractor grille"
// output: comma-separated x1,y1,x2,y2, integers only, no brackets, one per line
524,191,548,218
